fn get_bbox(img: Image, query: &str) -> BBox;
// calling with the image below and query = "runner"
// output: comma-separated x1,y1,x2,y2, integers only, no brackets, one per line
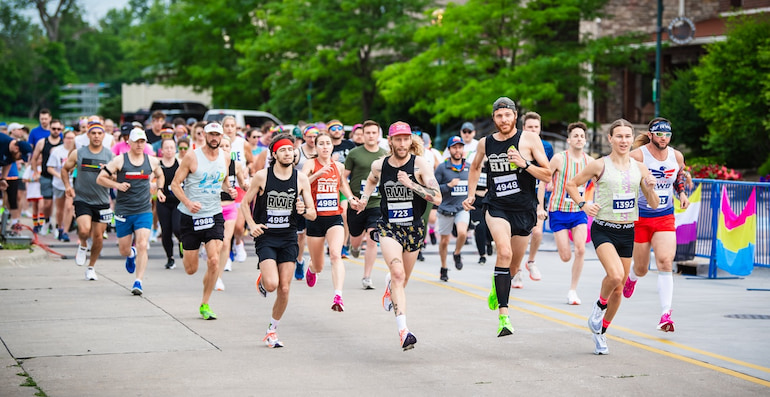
302,132,359,311
61,122,113,281
214,134,248,291
547,122,594,305
157,138,183,269
170,122,235,320
625,117,690,332
327,119,356,258
242,133,316,347
97,128,166,295
462,97,552,337
564,118,658,355
344,120,387,289
30,118,62,235
293,125,319,280
221,116,254,267
47,129,76,242
435,136,470,281
352,121,442,351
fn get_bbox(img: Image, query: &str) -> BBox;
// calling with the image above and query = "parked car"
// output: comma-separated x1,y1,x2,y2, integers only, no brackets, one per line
121,100,208,126
203,109,283,129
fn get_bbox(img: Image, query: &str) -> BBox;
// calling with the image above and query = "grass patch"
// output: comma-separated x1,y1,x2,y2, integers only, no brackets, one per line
0,116,38,128
2,243,32,250
16,370,47,397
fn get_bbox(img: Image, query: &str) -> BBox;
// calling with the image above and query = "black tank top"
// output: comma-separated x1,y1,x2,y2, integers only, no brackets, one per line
220,159,236,201
483,132,538,212
379,155,427,227
161,158,180,206
41,137,62,178
254,167,299,237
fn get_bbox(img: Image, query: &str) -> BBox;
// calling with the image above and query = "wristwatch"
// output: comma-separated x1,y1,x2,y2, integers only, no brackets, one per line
578,201,586,209
523,160,532,170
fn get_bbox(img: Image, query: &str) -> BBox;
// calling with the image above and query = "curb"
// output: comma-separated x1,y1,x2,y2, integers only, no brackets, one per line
0,246,50,268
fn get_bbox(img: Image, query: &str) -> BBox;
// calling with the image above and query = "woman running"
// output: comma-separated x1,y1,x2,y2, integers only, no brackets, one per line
215,134,247,291
157,138,183,269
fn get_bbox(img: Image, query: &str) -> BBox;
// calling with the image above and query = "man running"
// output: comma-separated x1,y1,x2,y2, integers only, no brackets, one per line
352,121,442,351
61,122,114,281
170,122,235,320
243,133,316,347
97,128,166,295
625,117,690,332
463,97,552,337
344,120,388,289
435,136,470,281
30,118,63,235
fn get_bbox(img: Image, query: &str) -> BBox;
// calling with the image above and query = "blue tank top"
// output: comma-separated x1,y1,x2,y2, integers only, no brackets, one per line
638,146,678,217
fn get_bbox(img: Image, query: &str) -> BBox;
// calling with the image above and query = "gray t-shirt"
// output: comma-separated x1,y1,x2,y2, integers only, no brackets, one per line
115,153,153,215
74,146,112,206
435,160,470,213
178,148,227,217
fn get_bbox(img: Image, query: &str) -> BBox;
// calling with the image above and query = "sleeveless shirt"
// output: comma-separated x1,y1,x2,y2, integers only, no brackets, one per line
638,146,678,217
379,155,427,227
74,146,112,206
310,159,343,216
178,148,227,217
483,132,538,212
594,156,642,223
548,150,590,213
115,153,153,214
254,167,299,237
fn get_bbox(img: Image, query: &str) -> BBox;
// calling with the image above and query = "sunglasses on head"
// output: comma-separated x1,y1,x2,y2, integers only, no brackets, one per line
653,132,672,138
329,125,343,132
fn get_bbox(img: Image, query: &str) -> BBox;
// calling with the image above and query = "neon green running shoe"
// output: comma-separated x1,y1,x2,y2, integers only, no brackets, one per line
200,303,217,320
488,274,498,310
497,315,513,337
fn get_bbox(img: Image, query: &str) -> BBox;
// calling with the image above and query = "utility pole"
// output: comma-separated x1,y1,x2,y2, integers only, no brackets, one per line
655,0,663,117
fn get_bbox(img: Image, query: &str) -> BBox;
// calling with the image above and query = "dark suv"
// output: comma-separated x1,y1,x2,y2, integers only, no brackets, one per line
149,100,208,123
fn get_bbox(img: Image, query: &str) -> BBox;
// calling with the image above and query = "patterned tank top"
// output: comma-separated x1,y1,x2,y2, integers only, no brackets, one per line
548,150,590,213
594,156,641,223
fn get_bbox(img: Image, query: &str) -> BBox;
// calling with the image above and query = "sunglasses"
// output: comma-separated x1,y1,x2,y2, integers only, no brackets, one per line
329,125,343,132
653,132,672,138
178,146,189,150
51,128,63,131
461,129,473,134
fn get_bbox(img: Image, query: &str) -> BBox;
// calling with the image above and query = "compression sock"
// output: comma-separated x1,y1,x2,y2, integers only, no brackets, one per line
494,267,511,308
658,271,673,313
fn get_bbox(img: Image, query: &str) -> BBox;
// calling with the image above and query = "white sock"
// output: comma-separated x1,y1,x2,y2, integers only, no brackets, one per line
129,247,136,258
334,290,342,297
269,318,279,331
628,268,639,282
396,314,407,332
135,278,141,283
658,272,673,313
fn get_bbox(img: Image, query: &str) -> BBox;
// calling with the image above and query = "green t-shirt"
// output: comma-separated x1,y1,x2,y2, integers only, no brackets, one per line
345,145,388,209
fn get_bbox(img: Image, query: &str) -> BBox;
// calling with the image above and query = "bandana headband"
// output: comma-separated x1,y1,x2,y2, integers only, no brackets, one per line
272,138,293,153
650,121,672,133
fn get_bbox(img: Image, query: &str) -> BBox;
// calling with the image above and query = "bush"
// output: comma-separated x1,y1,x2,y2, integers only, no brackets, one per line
687,164,742,180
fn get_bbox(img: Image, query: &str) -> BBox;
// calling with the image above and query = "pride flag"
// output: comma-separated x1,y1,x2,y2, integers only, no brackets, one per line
716,187,756,276
674,184,702,261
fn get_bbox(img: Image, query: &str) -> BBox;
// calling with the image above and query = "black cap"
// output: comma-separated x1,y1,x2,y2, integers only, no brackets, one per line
492,97,517,114
120,123,132,135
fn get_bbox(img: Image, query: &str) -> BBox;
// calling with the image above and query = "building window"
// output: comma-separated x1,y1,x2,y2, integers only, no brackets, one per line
730,0,743,8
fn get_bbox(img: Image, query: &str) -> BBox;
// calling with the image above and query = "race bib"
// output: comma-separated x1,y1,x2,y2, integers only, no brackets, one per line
493,174,520,197
478,172,487,188
316,193,339,212
649,189,669,207
451,180,469,196
193,215,215,231
99,208,113,223
361,181,379,197
387,202,414,224
266,209,291,229
612,192,636,213
565,186,585,203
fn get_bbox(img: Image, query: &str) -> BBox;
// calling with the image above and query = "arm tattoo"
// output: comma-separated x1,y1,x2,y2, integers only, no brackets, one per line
411,177,440,204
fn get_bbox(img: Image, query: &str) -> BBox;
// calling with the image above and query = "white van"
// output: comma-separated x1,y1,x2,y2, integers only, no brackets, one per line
203,109,283,129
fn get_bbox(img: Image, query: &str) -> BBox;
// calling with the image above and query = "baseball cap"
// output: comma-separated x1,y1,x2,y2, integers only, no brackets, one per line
204,122,223,134
292,126,303,139
186,117,197,125
388,121,412,137
492,97,517,113
129,128,148,142
446,136,465,149
132,121,143,128
7,122,24,131
120,123,132,135
461,122,475,132
17,141,33,160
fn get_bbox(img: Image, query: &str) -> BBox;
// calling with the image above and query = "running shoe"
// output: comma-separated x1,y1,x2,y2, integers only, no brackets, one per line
256,274,267,297
75,245,88,266
60,232,70,242
488,274,498,310
150,229,158,243
453,254,463,270
85,267,97,281
305,267,316,287
383,272,393,312
331,294,344,312
179,242,184,259
52,226,59,239
399,329,417,351
40,222,50,236
294,260,305,280
350,245,361,258
263,330,284,348
341,246,349,259
86,238,92,252
131,280,143,295
361,277,375,290
511,270,524,289
478,256,486,265
417,251,425,262
526,261,541,281
440,268,448,282
33,225,41,234
497,314,514,337
429,229,437,245
623,277,637,298
234,242,247,262
657,311,675,332
125,247,136,274
486,243,493,256
165,258,176,269
215,277,225,291
567,290,582,305
588,301,606,334
224,257,232,272
199,303,217,320
593,332,609,355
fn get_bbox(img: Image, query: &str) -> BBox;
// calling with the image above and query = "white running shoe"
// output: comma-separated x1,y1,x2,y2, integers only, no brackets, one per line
40,222,50,236
75,245,88,266
511,271,524,289
588,301,606,334
234,242,247,262
593,332,609,355
85,267,97,281
567,290,582,305
215,277,225,291
263,330,284,348
86,238,93,253
361,277,375,290
224,258,233,272
150,229,158,243
526,261,541,281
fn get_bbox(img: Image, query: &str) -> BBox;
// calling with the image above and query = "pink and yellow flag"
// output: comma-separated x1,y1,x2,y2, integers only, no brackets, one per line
716,187,756,276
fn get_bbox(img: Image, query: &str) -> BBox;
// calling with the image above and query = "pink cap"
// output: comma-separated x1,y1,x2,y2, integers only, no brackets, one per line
388,121,411,137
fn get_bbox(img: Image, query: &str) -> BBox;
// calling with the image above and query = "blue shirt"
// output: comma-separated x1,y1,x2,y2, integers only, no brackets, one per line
28,125,50,146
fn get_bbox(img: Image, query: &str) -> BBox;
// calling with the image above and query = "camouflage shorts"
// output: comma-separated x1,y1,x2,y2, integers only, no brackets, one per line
377,220,425,253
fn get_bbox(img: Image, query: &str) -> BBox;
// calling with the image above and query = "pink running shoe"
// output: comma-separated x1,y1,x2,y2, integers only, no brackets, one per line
623,277,637,298
657,311,675,332
306,267,317,287
331,294,344,312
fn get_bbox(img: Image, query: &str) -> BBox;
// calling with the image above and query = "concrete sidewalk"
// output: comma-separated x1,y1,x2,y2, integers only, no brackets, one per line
1,229,769,396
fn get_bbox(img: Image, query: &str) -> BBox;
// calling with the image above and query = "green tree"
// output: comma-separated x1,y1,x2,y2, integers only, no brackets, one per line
377,0,639,130
692,16,770,168
660,68,709,157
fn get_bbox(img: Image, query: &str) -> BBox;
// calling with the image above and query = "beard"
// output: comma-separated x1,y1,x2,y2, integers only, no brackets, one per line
206,139,220,149
652,140,667,151
495,121,515,135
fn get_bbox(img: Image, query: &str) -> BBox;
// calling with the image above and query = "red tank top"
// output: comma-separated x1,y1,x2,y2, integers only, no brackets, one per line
310,159,343,216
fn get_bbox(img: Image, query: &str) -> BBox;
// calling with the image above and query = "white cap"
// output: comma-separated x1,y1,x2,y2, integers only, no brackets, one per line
7,122,24,131
129,128,147,142
204,122,223,134
132,121,143,128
